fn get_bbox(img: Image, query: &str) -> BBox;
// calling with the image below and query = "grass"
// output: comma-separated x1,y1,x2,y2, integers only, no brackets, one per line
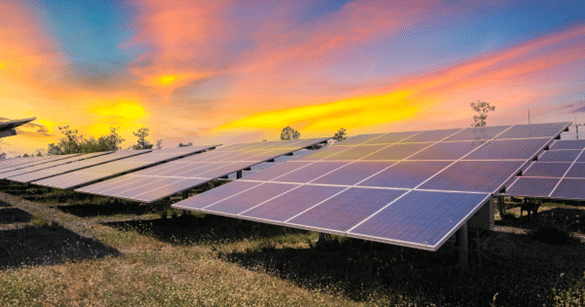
2,181,585,306
529,220,576,244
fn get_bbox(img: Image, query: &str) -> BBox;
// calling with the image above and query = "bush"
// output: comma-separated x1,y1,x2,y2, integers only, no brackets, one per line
529,221,574,244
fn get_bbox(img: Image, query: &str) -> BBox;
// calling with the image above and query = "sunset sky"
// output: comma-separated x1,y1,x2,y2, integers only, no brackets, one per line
1,0,584,156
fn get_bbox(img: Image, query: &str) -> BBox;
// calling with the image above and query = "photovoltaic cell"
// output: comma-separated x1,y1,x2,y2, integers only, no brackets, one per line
205,183,299,215
288,188,406,232
272,162,347,183
567,163,585,178
538,150,582,162
361,143,430,161
363,131,419,144
297,147,348,160
311,161,396,186
495,122,570,139
400,128,461,143
407,141,485,160
173,181,262,210
551,179,585,200
444,126,510,141
419,160,524,193
2,152,111,180
242,185,346,222
129,178,208,203
324,145,387,160
463,139,549,160
243,161,312,181
349,191,489,249
337,134,384,146
523,162,571,177
550,140,585,150
358,161,452,189
506,177,558,197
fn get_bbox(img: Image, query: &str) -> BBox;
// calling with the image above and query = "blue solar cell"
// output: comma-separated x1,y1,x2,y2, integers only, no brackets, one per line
444,126,510,141
172,181,263,210
174,163,231,178
242,185,346,222
158,163,210,177
523,162,571,177
538,150,582,162
400,128,462,143
337,134,384,146
407,141,485,160
128,178,207,202
361,143,430,161
419,160,524,193
550,140,585,150
463,139,549,160
358,161,452,188
77,175,139,193
198,162,260,178
324,145,387,160
243,161,312,181
363,131,419,144
205,183,299,215
577,153,585,162
567,163,585,178
288,188,406,232
495,123,569,139
312,161,396,185
349,191,489,249
98,176,160,196
272,161,347,183
298,147,351,160
551,179,585,200
505,177,558,197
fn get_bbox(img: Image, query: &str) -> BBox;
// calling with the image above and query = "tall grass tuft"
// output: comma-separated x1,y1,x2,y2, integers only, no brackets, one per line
529,220,574,244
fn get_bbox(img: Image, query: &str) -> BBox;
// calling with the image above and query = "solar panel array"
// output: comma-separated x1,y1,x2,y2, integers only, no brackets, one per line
0,154,83,175
75,138,329,203
32,145,217,189
7,150,151,183
0,151,112,180
502,139,585,200
173,123,570,251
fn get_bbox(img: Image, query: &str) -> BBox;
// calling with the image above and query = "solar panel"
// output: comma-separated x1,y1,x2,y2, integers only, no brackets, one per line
32,145,215,189
0,154,82,174
174,123,569,251
1,152,112,180
75,138,329,202
501,139,585,201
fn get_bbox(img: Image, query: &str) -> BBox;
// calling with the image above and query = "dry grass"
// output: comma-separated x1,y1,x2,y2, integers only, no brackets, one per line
1,182,585,306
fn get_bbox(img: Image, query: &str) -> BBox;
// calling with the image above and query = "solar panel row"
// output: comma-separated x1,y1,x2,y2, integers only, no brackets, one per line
31,145,216,189
173,123,570,251
75,138,330,203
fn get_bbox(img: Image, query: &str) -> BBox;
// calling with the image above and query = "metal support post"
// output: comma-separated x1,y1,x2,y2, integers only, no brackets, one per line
456,223,469,268
182,190,188,199
316,233,333,245
237,170,242,179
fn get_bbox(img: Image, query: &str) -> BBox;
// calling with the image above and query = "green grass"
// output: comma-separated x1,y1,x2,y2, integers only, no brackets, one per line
30,214,49,227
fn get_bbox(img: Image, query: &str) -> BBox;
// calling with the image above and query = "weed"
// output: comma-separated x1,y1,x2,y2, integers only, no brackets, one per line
30,214,49,227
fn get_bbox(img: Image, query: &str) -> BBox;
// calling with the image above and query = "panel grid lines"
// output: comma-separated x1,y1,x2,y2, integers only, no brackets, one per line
547,147,585,198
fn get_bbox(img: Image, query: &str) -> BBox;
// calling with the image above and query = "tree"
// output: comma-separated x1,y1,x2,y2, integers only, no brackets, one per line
470,100,495,127
58,125,82,154
23,153,30,157
105,126,125,151
0,153,5,160
132,127,153,150
155,139,163,149
47,143,63,155
178,142,193,147
280,126,300,141
333,128,347,142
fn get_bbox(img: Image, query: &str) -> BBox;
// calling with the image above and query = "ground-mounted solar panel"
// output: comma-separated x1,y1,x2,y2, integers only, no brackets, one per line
0,154,82,174
501,138,585,201
2,152,112,180
0,157,52,170
74,138,329,202
33,145,216,189
174,123,570,251
8,150,153,183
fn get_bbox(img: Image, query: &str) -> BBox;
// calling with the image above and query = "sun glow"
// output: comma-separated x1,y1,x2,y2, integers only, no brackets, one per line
93,102,146,119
